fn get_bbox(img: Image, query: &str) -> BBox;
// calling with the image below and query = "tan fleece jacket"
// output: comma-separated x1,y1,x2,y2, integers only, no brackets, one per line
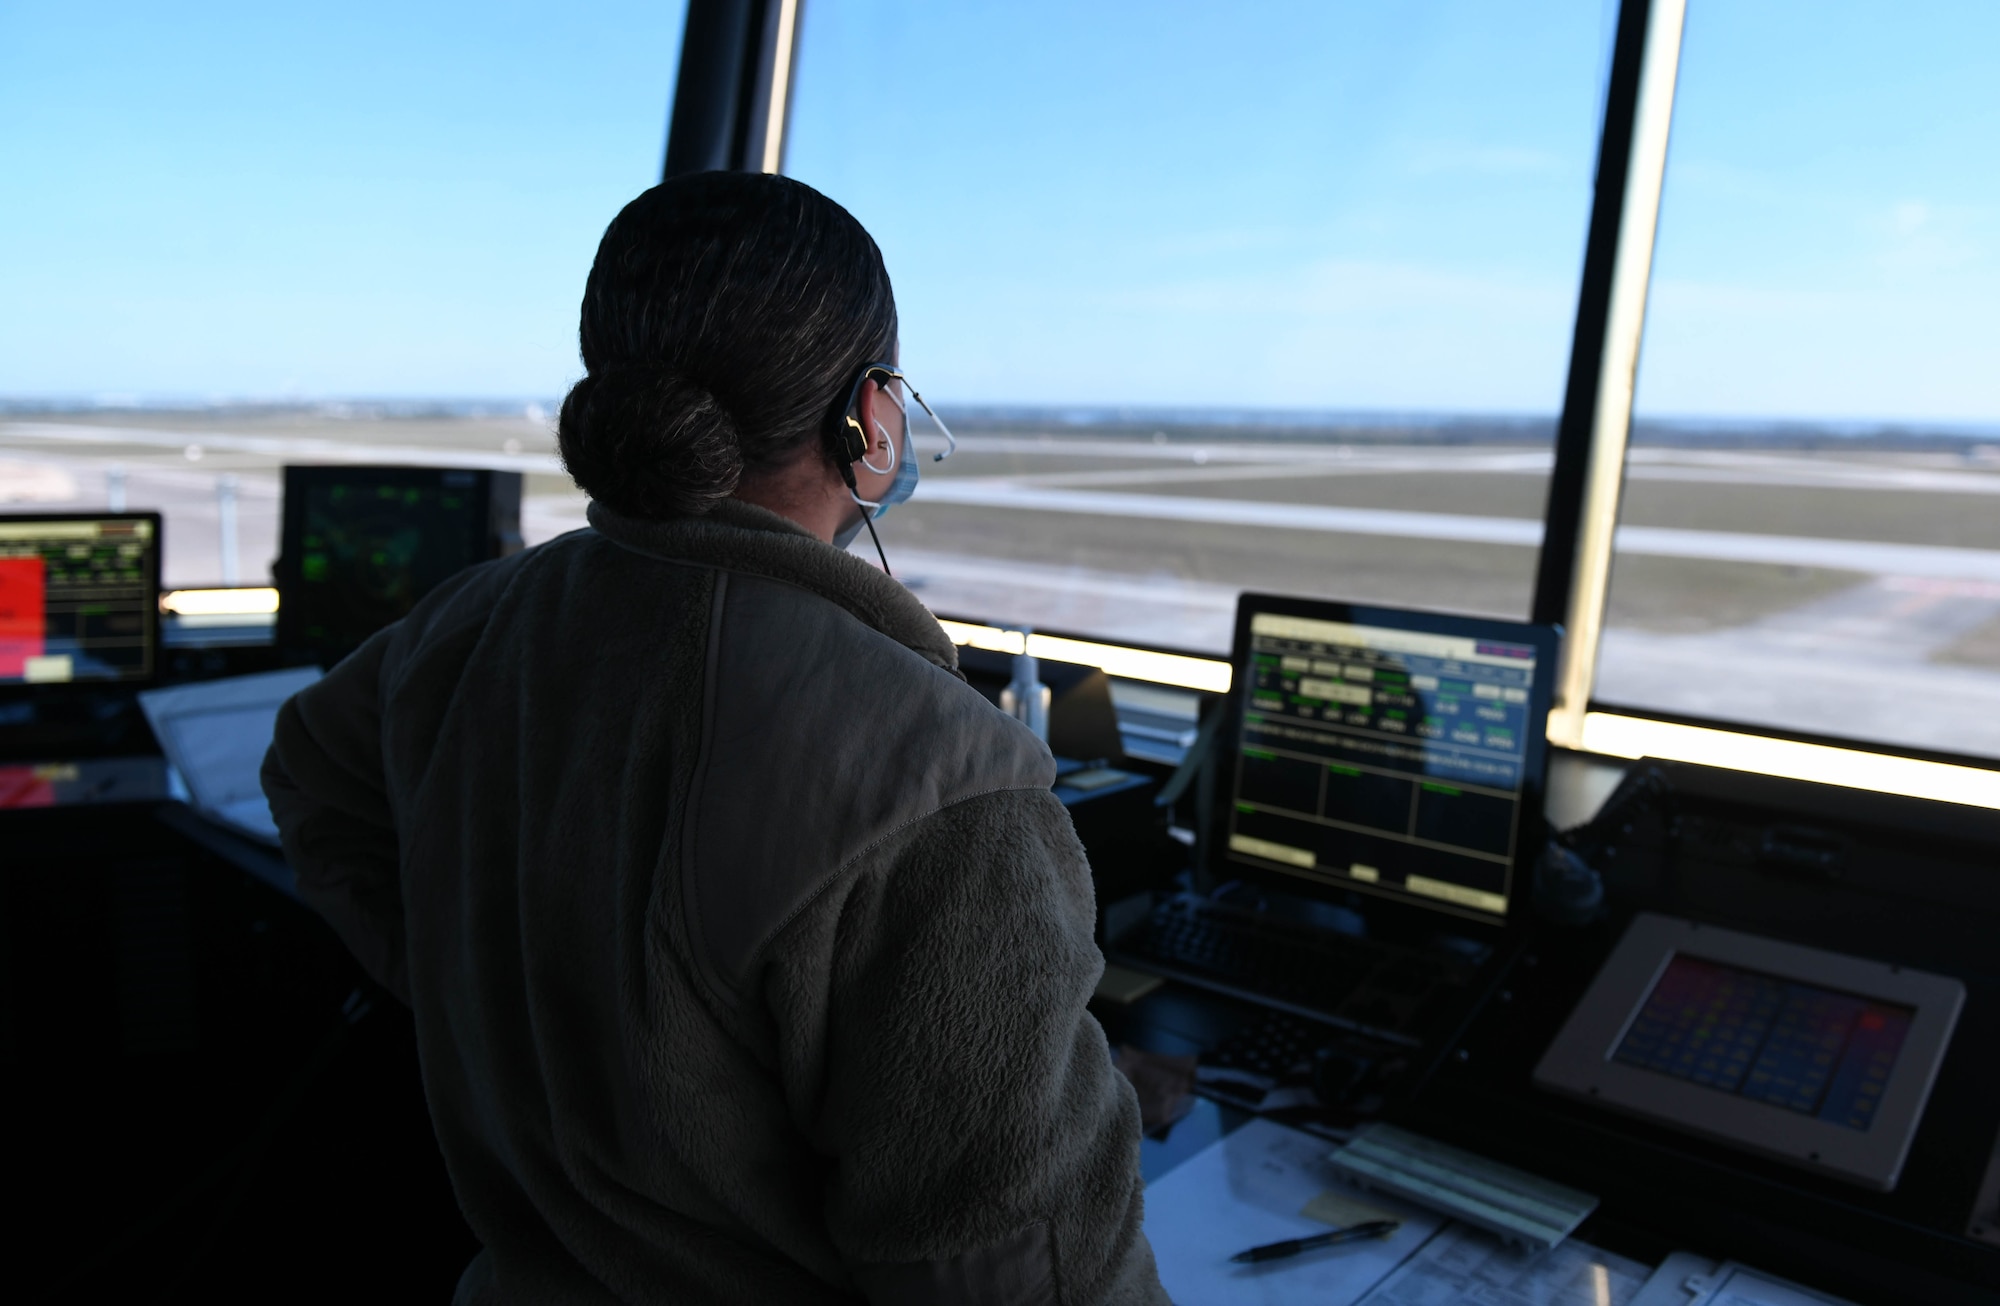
260,499,1168,1306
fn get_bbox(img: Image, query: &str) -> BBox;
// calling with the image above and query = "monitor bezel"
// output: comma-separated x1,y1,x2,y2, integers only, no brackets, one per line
1208,592,1560,939
0,510,165,692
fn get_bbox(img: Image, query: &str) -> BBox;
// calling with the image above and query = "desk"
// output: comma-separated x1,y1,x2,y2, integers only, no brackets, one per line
1,799,473,1298
1104,950,1998,1304
1138,1103,1683,1306
1097,756,2000,1304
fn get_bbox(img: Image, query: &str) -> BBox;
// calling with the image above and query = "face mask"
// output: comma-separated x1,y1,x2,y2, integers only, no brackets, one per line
847,393,918,525
871,418,920,519
840,377,948,575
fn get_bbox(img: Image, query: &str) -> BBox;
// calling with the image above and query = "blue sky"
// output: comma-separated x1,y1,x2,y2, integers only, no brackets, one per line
0,0,686,401
789,0,1616,415
1636,0,2000,425
1,0,1994,423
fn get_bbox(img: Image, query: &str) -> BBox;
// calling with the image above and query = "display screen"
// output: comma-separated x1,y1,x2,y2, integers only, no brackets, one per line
286,472,486,659
1614,954,1913,1132
0,517,158,685
1223,609,1538,921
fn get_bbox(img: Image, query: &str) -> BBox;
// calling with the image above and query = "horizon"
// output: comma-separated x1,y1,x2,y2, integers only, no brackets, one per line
7,396,2000,447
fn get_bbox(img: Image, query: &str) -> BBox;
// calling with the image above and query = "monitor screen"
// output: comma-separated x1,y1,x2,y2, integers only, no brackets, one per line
278,467,515,661
1221,601,1550,923
1613,953,1914,1133
0,514,160,686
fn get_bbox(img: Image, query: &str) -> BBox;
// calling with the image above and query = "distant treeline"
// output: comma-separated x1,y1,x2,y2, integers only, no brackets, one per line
945,406,2000,452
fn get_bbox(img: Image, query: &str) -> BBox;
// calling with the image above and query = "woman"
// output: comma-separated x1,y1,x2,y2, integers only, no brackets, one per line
261,171,1166,1304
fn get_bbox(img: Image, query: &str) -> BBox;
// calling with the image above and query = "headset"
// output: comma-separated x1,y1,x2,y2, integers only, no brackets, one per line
836,360,902,469
833,360,905,575
831,359,959,576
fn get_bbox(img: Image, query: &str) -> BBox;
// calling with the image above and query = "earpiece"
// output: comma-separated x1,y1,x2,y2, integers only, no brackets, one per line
835,361,900,467
859,418,897,476
834,360,904,578
839,413,870,465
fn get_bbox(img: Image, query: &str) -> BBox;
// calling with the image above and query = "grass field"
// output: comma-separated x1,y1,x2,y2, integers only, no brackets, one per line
6,408,2000,754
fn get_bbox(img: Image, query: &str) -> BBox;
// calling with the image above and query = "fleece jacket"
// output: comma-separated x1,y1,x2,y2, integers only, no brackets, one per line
260,497,1170,1306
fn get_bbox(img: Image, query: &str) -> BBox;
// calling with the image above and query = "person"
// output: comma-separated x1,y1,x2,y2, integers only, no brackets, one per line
261,171,1168,1305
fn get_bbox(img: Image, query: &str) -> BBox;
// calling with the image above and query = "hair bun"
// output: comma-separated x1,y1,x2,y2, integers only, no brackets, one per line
558,363,744,517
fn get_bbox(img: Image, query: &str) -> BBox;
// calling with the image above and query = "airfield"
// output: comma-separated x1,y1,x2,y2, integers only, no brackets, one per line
4,408,2000,759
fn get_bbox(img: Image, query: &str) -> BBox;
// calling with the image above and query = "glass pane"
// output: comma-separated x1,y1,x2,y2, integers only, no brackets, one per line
0,2,684,590
1601,2,2000,757
786,0,1614,652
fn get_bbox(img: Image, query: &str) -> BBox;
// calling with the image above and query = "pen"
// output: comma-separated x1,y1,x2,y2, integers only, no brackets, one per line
1229,1219,1400,1264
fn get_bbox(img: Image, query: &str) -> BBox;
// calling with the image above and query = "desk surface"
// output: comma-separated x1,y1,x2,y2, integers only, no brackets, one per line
1106,959,1998,1305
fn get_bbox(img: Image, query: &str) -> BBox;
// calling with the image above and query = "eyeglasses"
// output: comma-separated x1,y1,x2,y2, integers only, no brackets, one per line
840,361,958,467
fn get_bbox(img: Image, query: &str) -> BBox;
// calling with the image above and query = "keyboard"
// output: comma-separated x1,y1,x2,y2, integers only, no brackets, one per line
1106,895,1481,1045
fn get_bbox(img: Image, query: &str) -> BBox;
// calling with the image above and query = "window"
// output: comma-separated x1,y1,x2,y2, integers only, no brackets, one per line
1598,1,2000,759
785,0,1614,652
0,1,685,590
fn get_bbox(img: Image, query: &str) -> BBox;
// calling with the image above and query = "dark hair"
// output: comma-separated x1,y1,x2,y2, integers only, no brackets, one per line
557,172,897,518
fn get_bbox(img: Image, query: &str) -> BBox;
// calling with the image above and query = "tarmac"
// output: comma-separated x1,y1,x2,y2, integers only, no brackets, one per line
6,415,2000,758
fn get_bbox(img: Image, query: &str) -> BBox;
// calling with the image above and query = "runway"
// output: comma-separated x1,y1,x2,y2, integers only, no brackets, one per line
7,414,2000,759
11,417,2000,585
880,546,2000,758
914,479,2000,584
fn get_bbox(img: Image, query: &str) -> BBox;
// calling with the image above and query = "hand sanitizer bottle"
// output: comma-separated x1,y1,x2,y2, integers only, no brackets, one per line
998,627,1051,744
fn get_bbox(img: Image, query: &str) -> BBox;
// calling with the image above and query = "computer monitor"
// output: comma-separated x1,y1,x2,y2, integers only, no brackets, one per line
0,513,162,688
274,466,522,663
1215,593,1559,928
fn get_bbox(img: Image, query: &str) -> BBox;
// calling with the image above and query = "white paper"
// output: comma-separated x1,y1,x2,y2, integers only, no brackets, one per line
1630,1254,1860,1306
1357,1221,1650,1306
1702,1264,1858,1306
1144,1118,1446,1306
139,666,321,844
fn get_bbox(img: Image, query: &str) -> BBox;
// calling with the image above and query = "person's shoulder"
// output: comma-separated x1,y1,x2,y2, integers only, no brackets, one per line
712,569,1052,796
683,570,1058,1004
381,528,602,659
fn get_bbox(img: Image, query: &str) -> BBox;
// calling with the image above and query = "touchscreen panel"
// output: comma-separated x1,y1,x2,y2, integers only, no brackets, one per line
1613,954,1914,1131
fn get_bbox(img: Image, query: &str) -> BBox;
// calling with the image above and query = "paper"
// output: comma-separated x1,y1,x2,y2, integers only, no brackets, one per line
1628,1252,1722,1306
1357,1221,1649,1306
1629,1254,1859,1306
1698,1264,1857,1306
139,666,322,844
1144,1118,1445,1306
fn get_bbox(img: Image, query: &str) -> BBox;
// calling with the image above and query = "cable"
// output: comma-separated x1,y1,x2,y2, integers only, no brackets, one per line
860,506,892,576
838,462,893,576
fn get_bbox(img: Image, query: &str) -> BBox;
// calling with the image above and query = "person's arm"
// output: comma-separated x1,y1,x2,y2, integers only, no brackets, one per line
773,787,1168,1306
260,633,409,1003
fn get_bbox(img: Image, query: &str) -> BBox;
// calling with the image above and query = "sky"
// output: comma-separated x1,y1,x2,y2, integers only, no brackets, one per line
0,0,1994,424
0,0,687,402
1634,0,2000,425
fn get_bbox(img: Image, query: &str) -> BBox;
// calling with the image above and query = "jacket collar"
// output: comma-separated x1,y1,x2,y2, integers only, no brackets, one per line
586,498,960,674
